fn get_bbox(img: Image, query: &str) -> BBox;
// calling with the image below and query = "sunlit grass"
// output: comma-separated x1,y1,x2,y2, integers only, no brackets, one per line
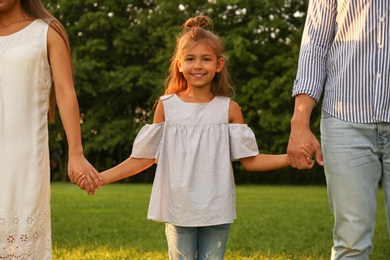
51,183,389,259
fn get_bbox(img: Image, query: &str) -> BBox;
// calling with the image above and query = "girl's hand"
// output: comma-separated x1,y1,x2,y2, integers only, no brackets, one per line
73,171,85,188
74,175,89,195
301,144,315,165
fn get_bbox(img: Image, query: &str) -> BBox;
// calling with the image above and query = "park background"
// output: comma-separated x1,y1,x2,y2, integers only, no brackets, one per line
43,1,390,259
47,0,324,184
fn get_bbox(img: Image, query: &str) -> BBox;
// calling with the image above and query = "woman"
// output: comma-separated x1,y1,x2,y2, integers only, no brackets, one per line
0,0,101,258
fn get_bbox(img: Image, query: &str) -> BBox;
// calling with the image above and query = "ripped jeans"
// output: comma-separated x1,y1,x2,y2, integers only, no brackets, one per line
165,223,230,260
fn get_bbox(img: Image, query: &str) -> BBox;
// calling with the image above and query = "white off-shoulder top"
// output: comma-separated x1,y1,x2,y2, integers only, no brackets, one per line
131,94,259,226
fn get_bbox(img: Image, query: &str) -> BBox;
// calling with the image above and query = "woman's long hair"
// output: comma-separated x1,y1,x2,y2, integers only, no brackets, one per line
21,0,72,122
164,15,235,98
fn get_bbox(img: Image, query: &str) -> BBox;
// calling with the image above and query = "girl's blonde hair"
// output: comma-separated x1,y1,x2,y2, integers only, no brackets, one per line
164,15,235,98
21,0,72,122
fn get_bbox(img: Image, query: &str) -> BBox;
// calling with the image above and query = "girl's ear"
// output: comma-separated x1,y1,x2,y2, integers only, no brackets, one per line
177,59,183,72
216,57,225,73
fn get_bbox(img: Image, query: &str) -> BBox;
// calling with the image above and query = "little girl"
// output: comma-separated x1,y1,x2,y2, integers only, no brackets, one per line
80,15,292,260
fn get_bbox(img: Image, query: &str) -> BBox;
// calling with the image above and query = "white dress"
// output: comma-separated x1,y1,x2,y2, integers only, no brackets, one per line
0,20,52,259
131,94,259,227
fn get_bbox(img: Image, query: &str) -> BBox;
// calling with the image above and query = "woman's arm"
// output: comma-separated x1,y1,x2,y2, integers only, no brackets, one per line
47,24,101,194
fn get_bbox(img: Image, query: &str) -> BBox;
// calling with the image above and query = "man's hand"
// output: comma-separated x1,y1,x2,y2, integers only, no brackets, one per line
287,127,323,169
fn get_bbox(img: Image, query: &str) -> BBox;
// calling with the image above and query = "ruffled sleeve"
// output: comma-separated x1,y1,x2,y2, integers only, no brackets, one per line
229,124,259,161
130,123,164,159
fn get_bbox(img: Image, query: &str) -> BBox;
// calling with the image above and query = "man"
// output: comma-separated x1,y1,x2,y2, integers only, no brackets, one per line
287,1,390,259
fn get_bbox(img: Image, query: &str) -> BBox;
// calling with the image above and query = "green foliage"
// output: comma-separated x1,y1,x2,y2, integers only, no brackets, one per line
51,183,390,259
45,0,324,183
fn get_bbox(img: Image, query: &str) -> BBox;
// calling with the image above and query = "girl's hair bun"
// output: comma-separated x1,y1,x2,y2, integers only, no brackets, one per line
183,15,214,31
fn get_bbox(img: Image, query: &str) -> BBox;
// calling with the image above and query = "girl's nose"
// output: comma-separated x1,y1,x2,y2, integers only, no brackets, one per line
193,60,202,69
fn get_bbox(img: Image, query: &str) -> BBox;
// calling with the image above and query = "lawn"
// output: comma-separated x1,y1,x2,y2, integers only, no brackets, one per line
51,183,389,259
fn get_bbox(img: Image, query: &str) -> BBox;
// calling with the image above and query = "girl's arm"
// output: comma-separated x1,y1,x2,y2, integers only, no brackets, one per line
228,100,289,171
47,25,101,194
153,99,165,123
228,100,244,124
89,99,166,186
240,154,289,172
99,158,155,185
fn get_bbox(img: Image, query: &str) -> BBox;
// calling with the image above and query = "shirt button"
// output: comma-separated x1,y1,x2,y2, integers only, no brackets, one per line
378,74,382,78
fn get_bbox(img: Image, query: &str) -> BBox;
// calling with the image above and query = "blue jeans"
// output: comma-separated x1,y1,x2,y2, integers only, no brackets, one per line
321,111,390,260
165,223,230,260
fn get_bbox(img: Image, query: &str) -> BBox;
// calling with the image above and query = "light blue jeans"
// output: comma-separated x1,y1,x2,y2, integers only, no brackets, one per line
165,223,230,260
321,111,390,260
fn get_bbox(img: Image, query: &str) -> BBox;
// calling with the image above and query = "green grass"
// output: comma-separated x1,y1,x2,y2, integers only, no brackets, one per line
51,183,389,259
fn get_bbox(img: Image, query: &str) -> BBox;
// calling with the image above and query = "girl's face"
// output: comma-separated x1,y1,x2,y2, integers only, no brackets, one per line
177,42,224,91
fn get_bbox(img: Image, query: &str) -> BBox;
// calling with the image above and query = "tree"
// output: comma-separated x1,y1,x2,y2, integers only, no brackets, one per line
46,0,324,184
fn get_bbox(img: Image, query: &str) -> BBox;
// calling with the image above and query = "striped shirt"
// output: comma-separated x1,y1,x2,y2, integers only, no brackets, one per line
292,0,390,123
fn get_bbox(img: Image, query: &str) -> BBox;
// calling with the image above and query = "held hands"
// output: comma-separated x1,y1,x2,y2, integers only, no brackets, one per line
301,144,316,166
67,154,102,195
74,174,89,193
287,128,324,169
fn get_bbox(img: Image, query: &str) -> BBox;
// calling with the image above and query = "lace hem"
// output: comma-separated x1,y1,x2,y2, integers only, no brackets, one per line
0,203,52,259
